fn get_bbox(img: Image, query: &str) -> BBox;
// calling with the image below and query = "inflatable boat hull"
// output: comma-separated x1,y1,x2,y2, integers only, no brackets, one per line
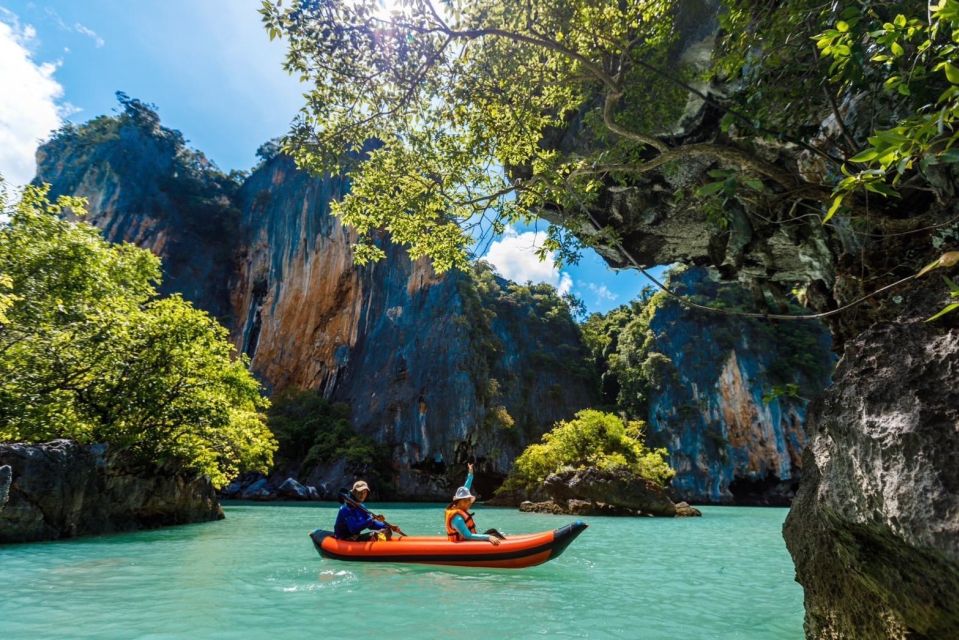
309,521,587,568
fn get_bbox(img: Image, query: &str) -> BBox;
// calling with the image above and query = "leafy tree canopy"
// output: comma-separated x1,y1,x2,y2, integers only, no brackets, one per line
263,0,959,322
262,0,777,271
0,183,276,487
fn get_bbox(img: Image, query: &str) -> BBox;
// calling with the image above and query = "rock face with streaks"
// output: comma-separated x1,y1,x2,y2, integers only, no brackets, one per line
34,106,597,500
783,291,959,638
37,100,241,323
0,440,222,543
641,269,832,505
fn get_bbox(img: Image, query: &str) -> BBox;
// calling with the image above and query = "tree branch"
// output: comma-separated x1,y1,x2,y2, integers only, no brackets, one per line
603,90,668,152
573,142,805,190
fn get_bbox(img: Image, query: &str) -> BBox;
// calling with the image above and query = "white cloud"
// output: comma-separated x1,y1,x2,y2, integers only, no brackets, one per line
483,227,574,295
43,8,104,48
0,14,66,187
587,282,618,303
72,23,104,48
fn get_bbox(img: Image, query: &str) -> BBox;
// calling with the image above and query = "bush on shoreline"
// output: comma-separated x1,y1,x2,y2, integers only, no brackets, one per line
0,182,275,487
499,409,674,494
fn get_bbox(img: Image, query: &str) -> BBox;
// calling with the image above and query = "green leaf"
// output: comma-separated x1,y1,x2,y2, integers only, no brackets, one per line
875,129,909,144
836,20,849,33
743,178,764,191
891,41,905,57
695,181,726,197
944,62,959,84
824,195,844,223
849,148,880,163
926,303,959,322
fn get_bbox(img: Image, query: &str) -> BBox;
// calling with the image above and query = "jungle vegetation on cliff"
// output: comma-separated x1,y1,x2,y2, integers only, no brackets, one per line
582,268,834,417
0,184,276,487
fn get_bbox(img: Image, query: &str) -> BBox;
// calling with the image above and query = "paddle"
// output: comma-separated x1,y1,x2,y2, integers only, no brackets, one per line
338,489,409,538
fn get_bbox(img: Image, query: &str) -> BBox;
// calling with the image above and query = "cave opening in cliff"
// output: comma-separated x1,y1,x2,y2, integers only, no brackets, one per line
728,474,798,507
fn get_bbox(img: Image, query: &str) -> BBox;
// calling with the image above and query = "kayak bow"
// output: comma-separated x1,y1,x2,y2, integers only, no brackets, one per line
309,521,588,569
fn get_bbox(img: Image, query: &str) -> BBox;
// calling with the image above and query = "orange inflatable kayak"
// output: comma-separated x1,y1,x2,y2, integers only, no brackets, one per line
309,521,587,568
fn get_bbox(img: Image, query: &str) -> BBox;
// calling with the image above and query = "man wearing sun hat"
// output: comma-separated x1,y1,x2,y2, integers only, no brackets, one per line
333,480,393,541
444,463,501,545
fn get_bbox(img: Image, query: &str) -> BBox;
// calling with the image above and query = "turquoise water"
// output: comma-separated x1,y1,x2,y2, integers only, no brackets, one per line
1,504,803,639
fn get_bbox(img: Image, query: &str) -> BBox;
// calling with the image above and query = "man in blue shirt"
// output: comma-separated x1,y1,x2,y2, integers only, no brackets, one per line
334,480,395,541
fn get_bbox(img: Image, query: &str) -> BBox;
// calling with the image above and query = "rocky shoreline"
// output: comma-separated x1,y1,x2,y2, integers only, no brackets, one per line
0,440,223,544
506,467,702,518
221,472,325,501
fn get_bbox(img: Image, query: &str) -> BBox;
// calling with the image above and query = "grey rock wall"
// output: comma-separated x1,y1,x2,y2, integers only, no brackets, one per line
0,440,223,544
642,269,832,504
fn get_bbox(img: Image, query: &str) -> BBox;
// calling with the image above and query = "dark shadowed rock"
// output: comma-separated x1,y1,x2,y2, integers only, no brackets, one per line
277,477,311,500
221,480,244,498
673,502,702,517
523,498,649,516
239,478,269,500
519,500,568,515
0,440,223,543
0,465,10,511
537,467,699,517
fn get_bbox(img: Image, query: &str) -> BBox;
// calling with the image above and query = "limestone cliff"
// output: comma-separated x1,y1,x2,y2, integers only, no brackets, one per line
640,269,832,505
34,106,596,500
231,154,595,497
36,97,241,324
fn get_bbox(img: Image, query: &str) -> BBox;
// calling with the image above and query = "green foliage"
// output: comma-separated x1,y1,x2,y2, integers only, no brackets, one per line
485,404,515,430
813,2,959,215
0,184,275,487
714,0,835,136
927,275,959,321
762,383,801,405
267,388,389,478
262,0,705,271
501,409,674,492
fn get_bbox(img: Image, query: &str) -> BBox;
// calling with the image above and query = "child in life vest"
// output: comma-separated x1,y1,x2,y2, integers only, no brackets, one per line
444,463,501,545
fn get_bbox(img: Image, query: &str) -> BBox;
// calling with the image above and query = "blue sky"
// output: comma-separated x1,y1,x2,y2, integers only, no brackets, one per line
0,0,662,314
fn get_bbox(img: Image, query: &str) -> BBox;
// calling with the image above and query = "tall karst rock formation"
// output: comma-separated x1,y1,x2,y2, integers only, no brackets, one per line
36,101,596,499
619,268,834,505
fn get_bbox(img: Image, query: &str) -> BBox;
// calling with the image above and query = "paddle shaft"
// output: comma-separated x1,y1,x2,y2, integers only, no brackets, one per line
340,492,408,537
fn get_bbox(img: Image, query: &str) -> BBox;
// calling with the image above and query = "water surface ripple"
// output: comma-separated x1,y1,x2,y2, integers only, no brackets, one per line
1,503,803,639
